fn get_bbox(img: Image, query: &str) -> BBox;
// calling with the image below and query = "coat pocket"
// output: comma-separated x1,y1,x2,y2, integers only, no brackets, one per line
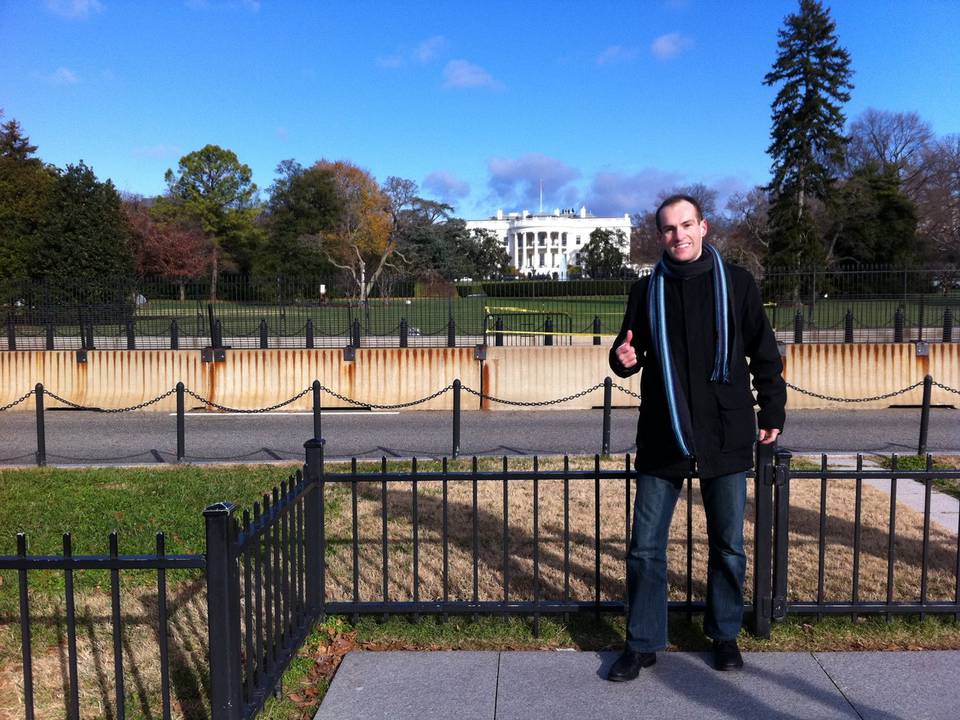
714,385,756,451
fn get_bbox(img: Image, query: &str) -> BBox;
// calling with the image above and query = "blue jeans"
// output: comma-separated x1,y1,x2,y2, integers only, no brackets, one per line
625,471,747,652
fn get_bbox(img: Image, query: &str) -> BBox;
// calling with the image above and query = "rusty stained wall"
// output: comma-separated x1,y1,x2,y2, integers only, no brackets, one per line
0,344,956,412
782,343,960,409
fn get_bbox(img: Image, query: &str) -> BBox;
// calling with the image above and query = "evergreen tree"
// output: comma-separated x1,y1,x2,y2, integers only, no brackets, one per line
764,0,854,269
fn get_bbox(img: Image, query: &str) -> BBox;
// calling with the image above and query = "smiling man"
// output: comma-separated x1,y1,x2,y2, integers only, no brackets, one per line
607,194,786,679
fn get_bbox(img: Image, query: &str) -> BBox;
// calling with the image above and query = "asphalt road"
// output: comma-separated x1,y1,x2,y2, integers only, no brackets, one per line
0,407,957,466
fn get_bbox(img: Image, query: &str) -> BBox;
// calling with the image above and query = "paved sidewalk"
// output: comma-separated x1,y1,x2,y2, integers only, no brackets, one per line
314,650,960,720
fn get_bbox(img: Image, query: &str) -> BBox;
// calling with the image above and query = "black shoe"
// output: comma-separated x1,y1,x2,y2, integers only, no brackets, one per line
607,649,656,682
713,639,744,671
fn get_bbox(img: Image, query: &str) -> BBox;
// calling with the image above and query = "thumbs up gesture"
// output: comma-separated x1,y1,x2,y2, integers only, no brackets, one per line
616,329,638,369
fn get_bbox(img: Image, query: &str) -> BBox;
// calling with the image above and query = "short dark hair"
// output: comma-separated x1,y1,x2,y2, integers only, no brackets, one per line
655,194,703,231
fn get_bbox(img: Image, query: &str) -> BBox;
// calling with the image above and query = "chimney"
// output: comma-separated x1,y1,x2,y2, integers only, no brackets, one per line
579,206,587,218
496,209,504,220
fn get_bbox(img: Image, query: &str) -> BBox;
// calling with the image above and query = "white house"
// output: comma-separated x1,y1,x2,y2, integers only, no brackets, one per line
465,207,632,279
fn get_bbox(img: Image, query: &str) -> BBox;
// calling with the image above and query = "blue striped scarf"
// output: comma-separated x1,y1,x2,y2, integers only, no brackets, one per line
646,243,732,458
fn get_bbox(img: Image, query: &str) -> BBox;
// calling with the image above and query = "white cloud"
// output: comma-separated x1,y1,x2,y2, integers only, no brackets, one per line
132,144,181,160
596,45,638,66
443,59,503,90
423,170,470,202
35,66,80,85
486,153,580,208
44,0,104,19
650,32,693,60
414,35,447,64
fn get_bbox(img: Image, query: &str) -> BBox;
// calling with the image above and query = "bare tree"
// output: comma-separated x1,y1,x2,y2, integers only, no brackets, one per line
847,108,934,194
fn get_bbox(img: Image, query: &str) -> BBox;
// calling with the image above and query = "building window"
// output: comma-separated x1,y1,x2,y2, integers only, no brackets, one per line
576,235,581,244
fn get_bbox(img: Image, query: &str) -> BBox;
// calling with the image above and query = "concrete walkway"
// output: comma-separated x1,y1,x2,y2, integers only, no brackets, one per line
314,649,960,720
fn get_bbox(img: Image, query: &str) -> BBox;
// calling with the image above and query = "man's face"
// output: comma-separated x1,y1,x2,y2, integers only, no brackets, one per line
657,200,708,263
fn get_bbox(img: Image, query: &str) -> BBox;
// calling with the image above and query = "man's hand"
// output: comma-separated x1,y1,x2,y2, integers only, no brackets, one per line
758,428,780,445
616,329,637,369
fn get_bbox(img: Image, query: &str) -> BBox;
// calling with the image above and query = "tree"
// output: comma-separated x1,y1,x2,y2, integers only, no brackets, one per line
259,159,340,281
35,161,134,287
157,144,260,298
0,116,54,284
579,228,627,278
125,199,211,299
912,134,960,265
314,161,394,304
847,109,933,192
467,228,511,279
764,0,854,268
724,187,770,277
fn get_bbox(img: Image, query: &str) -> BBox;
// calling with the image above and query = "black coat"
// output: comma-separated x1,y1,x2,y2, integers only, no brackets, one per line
609,262,786,479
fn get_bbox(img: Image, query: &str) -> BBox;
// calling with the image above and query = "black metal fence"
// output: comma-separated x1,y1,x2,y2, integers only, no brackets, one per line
3,438,960,718
3,267,957,349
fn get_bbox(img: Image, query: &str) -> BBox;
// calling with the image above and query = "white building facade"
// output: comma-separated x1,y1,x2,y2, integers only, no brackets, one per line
465,207,632,279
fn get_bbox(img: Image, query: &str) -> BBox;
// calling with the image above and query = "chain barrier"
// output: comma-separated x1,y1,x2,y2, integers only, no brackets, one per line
317,383,454,409
460,382,605,407
612,383,643,401
42,387,178,413
0,389,34,412
182,386,313,413
784,380,925,403
932,380,960,396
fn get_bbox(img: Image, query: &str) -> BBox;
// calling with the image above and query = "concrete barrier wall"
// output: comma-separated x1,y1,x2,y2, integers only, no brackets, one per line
0,344,956,412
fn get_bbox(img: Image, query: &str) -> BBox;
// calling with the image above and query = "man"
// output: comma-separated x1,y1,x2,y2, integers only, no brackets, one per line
607,195,785,680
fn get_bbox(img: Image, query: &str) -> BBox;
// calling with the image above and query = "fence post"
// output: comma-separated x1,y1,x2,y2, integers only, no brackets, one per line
399,318,408,348
917,374,933,456
751,441,775,638
447,317,456,348
351,319,361,348
943,308,953,343
304,438,326,618
259,318,268,349
203,502,243,720
793,311,803,344
544,317,553,346
85,323,95,350
45,323,54,350
170,319,179,350
125,320,135,350
918,294,926,342
601,377,612,455
213,320,224,349
495,317,504,347
207,303,216,347
176,382,185,462
452,378,461,458
772,449,792,622
35,383,46,467
593,316,601,346
894,307,904,343
312,380,322,441
305,319,314,349
843,310,853,343
6,319,14,351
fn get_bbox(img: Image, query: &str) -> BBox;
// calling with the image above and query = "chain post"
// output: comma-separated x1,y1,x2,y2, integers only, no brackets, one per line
312,380,322,441
751,440,776,638
399,318,408,348
203,502,242,720
170,319,179,350
593,315,601,346
894,307,904,343
452,378,461,458
45,323,54,350
793,311,803,344
259,318,268,349
6,318,15,351
943,308,953,343
34,383,46,467
305,319,315,349
918,375,933,456
843,310,853,343
772,449,792,621
544,317,553,347
304,437,326,615
176,382,185,462
495,317,504,347
601,376,612,455
447,317,456,348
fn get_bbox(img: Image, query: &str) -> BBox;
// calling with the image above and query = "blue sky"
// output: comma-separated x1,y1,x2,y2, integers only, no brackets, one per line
2,0,958,218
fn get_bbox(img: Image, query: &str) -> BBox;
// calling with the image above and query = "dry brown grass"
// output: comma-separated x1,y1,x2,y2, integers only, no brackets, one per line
0,579,210,720
321,458,960,607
